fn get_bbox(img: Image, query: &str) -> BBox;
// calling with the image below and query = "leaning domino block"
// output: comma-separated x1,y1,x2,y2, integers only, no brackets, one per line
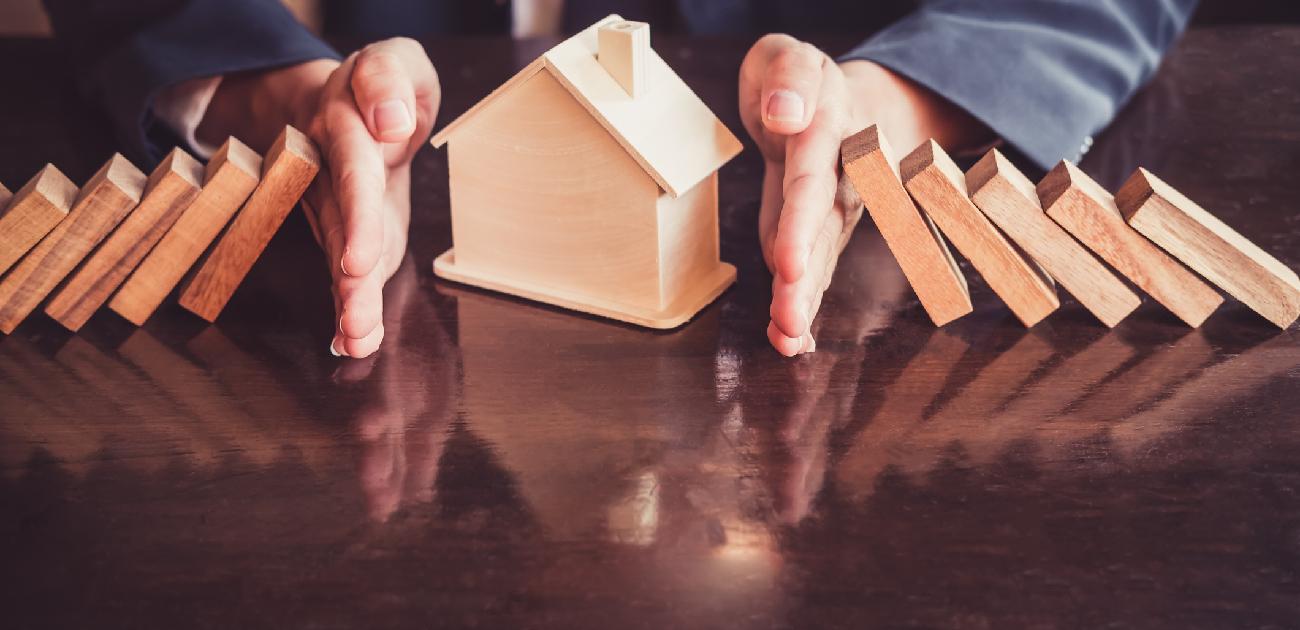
841,126,972,326
178,126,320,322
0,165,77,276
901,140,1059,327
1117,168,1300,329
967,150,1141,327
45,149,203,331
0,154,145,334
1038,161,1223,327
110,138,262,326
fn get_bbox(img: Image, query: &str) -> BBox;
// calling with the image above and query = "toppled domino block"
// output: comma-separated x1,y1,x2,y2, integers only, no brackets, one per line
46,149,204,331
0,154,145,334
901,140,1059,327
178,126,320,322
967,150,1141,327
0,165,77,276
1038,161,1223,327
840,126,972,326
110,139,262,326
1117,168,1300,329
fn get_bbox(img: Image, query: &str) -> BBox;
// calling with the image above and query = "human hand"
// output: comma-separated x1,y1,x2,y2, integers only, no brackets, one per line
739,35,992,356
198,38,440,358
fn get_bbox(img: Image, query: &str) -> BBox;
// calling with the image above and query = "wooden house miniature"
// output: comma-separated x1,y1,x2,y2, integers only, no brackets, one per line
430,15,743,329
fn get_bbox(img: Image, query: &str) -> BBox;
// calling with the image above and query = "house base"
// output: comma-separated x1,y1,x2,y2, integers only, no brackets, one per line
433,249,736,330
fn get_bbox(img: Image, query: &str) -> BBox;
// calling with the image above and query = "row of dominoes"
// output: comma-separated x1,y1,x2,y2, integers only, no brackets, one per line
0,126,320,335
841,125,1300,330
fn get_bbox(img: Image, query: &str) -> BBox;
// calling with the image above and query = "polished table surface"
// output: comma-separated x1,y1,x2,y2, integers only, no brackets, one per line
1,27,1299,629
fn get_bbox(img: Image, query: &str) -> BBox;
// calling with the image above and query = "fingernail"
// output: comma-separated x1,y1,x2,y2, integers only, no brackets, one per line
374,99,413,135
766,90,805,123
329,336,343,357
806,336,817,353
341,246,352,276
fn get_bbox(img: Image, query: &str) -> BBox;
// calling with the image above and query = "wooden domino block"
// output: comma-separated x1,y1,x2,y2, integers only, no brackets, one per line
1038,161,1223,327
840,126,972,325
966,150,1141,327
0,180,10,209
45,149,204,331
1117,168,1300,328
109,139,262,325
0,165,77,276
178,126,320,322
0,154,145,334
901,140,1058,327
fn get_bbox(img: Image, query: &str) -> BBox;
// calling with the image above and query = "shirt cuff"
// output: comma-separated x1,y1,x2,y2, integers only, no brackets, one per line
152,75,225,159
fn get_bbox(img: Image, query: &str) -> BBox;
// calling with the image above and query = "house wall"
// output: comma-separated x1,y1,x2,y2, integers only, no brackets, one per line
656,173,720,308
448,68,662,311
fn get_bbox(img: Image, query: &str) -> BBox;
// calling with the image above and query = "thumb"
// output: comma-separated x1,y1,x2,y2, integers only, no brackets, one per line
350,42,420,144
760,37,827,135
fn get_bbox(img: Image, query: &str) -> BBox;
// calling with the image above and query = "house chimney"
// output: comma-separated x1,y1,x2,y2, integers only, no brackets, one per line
598,20,649,98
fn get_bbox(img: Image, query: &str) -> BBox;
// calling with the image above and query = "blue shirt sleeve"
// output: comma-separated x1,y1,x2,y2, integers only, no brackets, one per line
839,0,1199,169
43,0,341,166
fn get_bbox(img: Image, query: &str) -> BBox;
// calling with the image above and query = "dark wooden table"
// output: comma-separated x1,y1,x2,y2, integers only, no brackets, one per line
2,27,1299,629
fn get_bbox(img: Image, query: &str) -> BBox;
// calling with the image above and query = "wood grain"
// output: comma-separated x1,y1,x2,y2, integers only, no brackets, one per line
901,140,1058,327
45,148,203,331
967,150,1141,327
178,126,319,322
0,164,76,275
0,154,145,334
1038,161,1223,327
840,126,971,326
1116,168,1300,329
110,138,262,325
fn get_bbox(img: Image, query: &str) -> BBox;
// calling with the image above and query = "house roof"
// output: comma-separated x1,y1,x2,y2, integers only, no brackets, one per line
431,15,743,198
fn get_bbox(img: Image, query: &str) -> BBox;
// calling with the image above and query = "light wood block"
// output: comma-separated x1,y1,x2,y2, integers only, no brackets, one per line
1116,168,1300,329
0,165,76,275
1038,161,1223,327
0,154,145,334
178,126,319,322
840,126,971,326
597,20,649,98
967,150,1141,327
110,138,262,325
901,140,1058,327
45,149,203,331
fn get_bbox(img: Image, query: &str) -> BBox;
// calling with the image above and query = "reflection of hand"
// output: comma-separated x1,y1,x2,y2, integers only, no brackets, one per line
198,38,441,358
739,35,993,356
345,257,458,523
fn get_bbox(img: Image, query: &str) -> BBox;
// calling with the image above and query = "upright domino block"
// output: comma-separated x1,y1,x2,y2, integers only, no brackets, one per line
0,155,145,334
0,165,77,276
840,126,972,326
967,150,1141,327
45,149,203,331
1117,168,1300,328
178,126,320,322
901,140,1058,327
1038,161,1223,327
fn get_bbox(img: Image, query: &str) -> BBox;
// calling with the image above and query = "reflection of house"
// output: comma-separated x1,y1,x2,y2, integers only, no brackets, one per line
431,15,743,329
452,287,724,542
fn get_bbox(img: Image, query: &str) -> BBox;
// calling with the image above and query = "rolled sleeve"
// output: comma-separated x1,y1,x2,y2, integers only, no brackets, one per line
840,0,1198,169
45,0,340,165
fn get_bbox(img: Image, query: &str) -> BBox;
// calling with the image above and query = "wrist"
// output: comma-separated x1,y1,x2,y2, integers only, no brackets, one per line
196,58,339,152
838,59,993,156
